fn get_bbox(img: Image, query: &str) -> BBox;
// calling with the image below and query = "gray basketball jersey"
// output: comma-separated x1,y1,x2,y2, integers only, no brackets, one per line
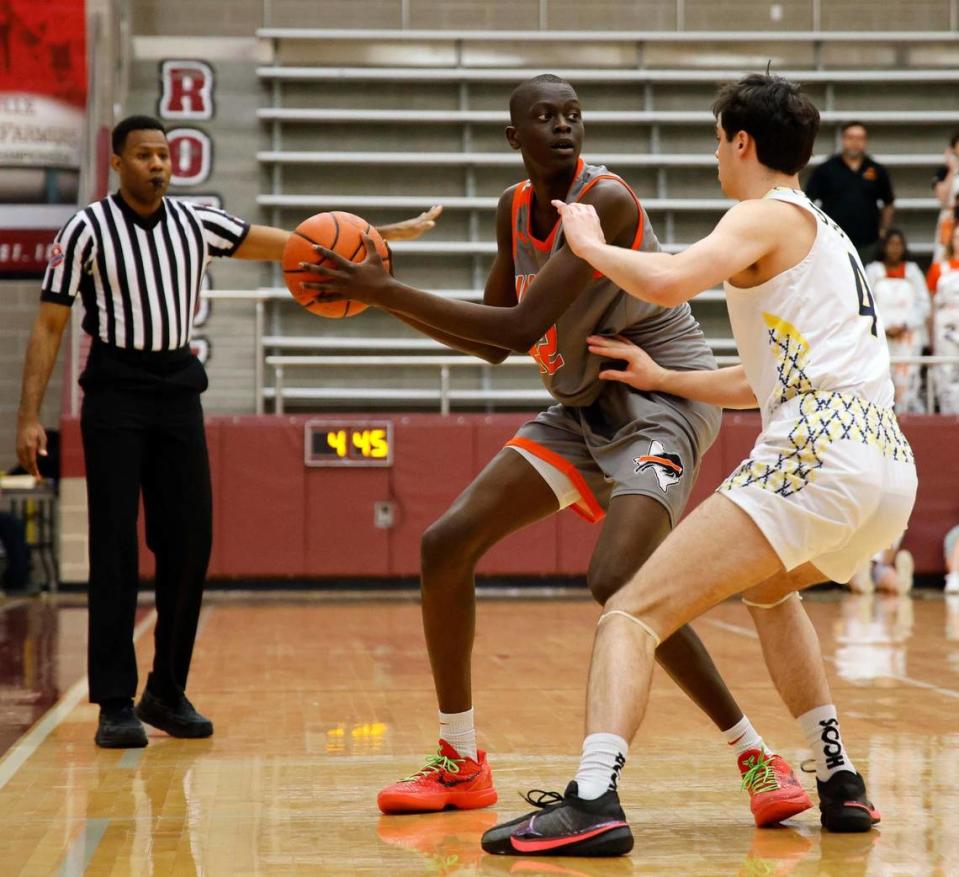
511,159,716,406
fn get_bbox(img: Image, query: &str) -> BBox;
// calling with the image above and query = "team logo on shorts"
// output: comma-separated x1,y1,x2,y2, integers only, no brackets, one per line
634,441,684,493
48,243,65,270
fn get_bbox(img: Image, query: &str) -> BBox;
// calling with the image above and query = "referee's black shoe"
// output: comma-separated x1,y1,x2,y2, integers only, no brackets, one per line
95,701,148,749
135,689,214,739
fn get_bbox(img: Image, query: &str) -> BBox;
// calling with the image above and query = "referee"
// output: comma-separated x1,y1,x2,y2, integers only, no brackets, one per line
15,115,439,748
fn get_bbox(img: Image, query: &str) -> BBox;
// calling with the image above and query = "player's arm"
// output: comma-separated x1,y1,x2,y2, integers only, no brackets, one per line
386,192,516,363
16,303,72,477
300,181,636,352
879,203,895,238
587,334,758,409
233,208,444,261
555,199,780,308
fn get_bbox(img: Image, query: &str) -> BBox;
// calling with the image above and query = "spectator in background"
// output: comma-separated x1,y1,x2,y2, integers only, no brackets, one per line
865,229,930,412
847,229,926,594
932,131,959,263
926,224,959,413
805,121,895,265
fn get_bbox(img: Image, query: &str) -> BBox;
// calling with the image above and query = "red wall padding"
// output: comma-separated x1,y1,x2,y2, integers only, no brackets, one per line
59,412,959,579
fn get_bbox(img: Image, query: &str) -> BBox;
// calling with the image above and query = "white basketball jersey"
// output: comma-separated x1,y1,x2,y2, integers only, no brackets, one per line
724,187,895,429
864,269,917,331
935,260,959,308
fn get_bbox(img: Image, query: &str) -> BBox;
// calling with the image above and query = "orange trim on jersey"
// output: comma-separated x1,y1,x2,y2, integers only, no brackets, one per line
576,173,645,252
637,454,682,474
511,181,530,262
506,435,605,524
884,264,906,279
928,258,959,294
523,157,586,253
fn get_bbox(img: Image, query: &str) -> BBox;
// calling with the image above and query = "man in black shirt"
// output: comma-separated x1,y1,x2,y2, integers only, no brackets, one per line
805,121,895,264
15,116,438,748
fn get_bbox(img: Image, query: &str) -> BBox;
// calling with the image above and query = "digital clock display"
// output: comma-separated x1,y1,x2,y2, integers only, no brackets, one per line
304,420,394,467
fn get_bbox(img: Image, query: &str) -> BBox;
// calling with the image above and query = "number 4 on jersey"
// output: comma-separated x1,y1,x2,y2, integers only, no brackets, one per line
848,253,878,337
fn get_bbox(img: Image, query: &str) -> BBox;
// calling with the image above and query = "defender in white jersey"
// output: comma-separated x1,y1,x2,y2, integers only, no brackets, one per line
483,74,916,856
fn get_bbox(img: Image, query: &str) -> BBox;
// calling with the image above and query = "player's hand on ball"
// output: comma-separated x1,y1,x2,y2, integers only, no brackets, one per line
301,233,393,305
587,334,669,392
552,199,606,260
377,205,443,241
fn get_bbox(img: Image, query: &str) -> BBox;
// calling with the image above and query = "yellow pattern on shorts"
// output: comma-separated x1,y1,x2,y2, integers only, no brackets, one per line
721,313,913,498
762,312,814,404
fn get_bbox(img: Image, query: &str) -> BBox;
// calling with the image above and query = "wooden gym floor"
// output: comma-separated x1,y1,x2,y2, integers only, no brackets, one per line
0,590,957,876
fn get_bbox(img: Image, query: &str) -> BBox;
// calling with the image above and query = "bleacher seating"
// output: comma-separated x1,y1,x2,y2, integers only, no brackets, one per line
250,29,959,413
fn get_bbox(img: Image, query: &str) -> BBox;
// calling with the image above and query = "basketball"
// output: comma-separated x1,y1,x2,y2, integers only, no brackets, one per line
282,211,391,318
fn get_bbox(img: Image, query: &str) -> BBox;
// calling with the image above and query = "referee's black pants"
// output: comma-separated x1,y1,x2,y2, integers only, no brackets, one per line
80,343,211,705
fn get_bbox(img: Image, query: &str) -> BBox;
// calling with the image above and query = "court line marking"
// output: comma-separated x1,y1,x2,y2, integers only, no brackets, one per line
702,616,959,700
116,748,145,769
54,817,110,877
0,608,158,792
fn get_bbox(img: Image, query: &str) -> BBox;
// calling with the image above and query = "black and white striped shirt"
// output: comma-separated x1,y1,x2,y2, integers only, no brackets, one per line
41,193,249,351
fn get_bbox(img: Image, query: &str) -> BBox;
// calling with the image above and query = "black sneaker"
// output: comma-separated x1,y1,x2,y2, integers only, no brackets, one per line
817,771,880,833
95,703,148,749
481,782,633,857
135,689,213,739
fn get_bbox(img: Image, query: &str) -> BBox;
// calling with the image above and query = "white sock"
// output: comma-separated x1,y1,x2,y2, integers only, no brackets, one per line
573,733,629,800
798,704,856,782
722,715,772,757
946,571,959,592
439,708,477,761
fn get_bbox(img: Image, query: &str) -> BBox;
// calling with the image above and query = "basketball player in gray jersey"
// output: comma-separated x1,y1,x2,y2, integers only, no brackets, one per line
303,75,810,825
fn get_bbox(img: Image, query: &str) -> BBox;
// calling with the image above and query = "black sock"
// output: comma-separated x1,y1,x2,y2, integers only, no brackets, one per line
100,697,133,714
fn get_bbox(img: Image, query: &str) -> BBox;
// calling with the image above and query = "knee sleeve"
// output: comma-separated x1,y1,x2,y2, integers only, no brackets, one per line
597,609,662,646
742,591,803,610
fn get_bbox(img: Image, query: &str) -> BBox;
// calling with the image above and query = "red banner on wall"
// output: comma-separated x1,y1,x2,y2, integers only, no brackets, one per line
0,0,87,277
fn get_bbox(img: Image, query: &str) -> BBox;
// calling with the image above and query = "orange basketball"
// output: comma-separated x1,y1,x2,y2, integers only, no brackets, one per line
282,211,391,319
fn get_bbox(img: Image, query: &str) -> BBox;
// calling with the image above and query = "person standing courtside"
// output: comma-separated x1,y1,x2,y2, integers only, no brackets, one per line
15,115,439,748
805,121,895,265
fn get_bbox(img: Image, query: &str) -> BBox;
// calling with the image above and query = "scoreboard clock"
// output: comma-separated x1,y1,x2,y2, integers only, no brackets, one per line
304,420,394,468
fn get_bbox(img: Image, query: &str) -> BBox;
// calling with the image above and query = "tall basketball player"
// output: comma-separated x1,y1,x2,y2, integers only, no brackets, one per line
303,75,853,829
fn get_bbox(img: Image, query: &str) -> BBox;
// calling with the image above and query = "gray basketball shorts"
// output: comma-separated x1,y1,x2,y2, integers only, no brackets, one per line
506,382,722,526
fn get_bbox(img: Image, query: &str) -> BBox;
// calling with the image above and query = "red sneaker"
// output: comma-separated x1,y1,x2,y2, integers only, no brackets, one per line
377,740,498,814
738,749,813,827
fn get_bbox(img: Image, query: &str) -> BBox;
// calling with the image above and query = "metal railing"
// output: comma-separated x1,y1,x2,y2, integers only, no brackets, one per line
257,67,959,84
257,28,959,43
264,351,959,416
203,289,959,415
256,151,947,169
257,108,959,126
256,194,940,213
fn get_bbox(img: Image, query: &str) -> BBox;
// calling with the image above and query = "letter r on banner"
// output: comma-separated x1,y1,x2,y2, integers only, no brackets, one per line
159,60,215,120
